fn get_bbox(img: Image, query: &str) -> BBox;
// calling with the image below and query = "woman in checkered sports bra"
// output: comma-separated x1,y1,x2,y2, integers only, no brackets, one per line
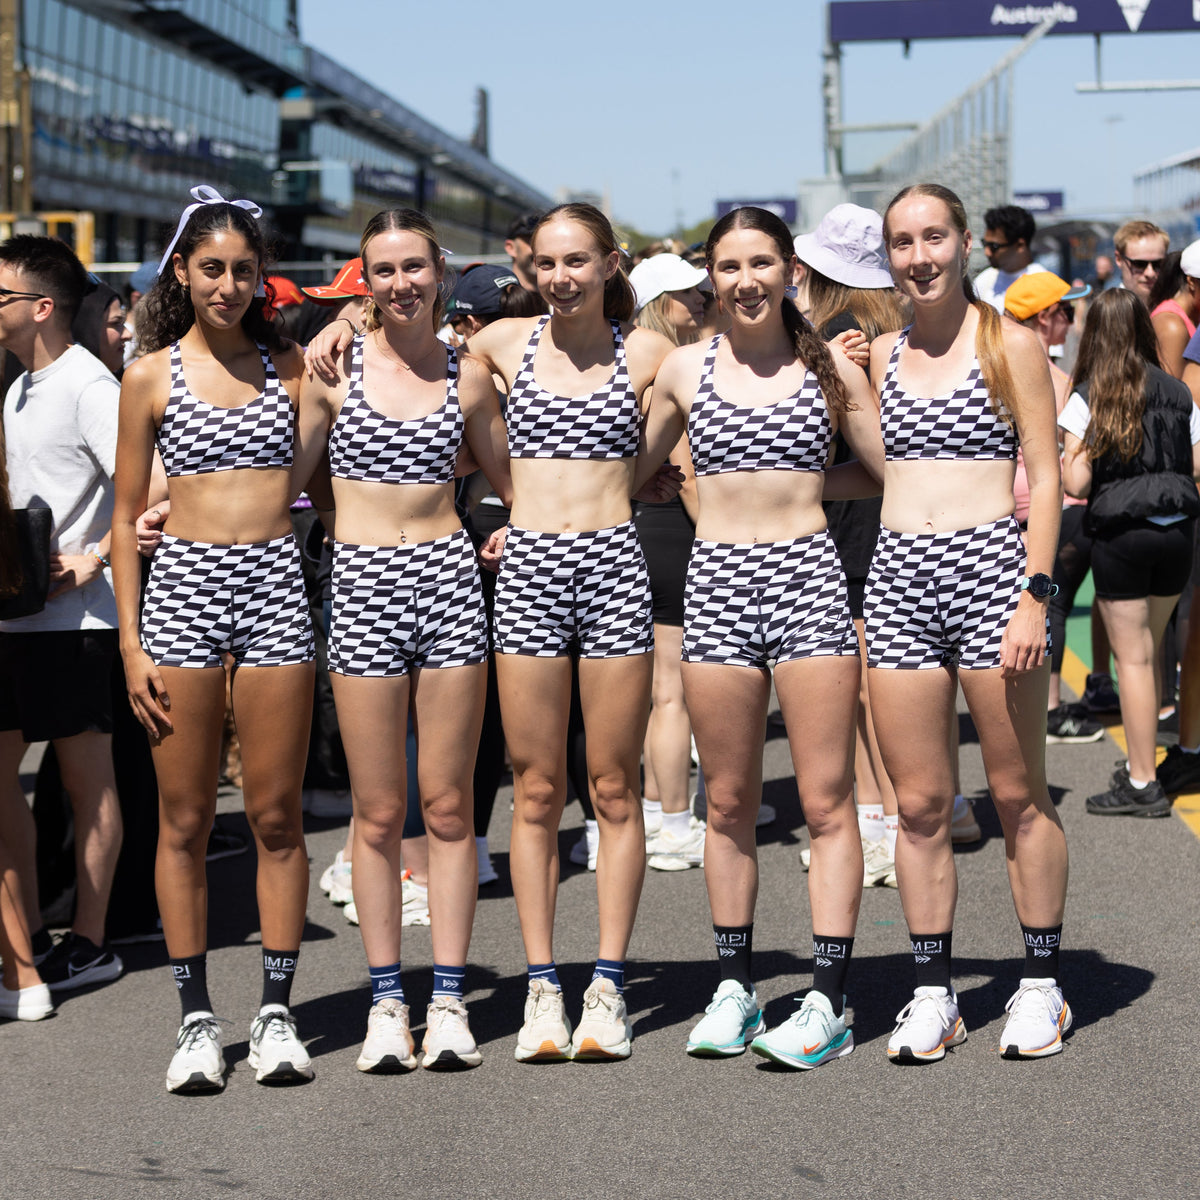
458,204,678,1062
642,205,885,1069
295,208,512,1074
111,190,317,1093
865,183,1071,1063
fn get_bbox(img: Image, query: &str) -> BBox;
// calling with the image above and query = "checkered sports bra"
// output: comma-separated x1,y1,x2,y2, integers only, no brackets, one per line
506,315,639,459
879,326,1017,461
157,342,293,477
688,335,832,477
328,337,462,485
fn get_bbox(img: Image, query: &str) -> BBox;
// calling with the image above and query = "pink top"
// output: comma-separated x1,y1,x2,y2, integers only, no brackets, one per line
1152,298,1197,338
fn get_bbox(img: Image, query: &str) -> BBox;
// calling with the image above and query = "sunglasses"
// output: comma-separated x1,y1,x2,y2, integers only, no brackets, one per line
0,286,46,302
982,240,1012,253
1057,301,1075,322
1121,256,1164,274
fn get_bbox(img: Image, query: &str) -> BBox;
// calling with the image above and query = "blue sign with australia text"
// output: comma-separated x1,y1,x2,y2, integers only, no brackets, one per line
830,1,1200,42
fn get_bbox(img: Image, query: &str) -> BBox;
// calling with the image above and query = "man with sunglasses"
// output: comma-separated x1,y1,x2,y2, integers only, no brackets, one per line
0,235,125,999
975,204,1045,312
1114,219,1169,306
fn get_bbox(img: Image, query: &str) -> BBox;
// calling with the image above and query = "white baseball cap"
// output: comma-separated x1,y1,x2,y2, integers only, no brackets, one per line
629,253,709,313
1181,239,1200,279
793,204,894,290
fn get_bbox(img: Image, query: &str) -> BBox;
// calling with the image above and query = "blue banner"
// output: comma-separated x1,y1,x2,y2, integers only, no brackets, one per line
830,1,1200,43
1014,190,1066,213
715,199,799,224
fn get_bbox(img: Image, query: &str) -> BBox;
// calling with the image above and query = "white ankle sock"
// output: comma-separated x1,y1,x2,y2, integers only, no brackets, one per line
857,803,884,842
883,816,899,854
662,809,691,837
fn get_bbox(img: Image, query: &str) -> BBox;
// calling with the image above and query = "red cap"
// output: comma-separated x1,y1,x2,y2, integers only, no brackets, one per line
302,258,369,305
265,276,305,309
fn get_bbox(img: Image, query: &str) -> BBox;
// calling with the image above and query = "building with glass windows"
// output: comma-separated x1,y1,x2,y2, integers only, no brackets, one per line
12,0,550,267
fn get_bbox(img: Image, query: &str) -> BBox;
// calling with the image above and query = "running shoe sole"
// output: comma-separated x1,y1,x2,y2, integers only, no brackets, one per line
166,1066,226,1094
1046,729,1105,744
570,1037,631,1061
421,1046,483,1070
514,1041,572,1063
887,1020,967,1064
751,1028,854,1070
686,1013,765,1057
356,1050,417,1073
1085,796,1172,817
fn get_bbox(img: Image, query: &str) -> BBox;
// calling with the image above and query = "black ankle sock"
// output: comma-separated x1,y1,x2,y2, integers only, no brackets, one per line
1020,923,1062,978
30,927,53,959
170,954,212,1018
260,948,298,1009
713,924,753,989
811,935,854,1015
910,931,953,990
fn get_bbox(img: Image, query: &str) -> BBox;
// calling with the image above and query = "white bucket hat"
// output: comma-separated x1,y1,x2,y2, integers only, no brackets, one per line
793,204,894,289
630,253,709,313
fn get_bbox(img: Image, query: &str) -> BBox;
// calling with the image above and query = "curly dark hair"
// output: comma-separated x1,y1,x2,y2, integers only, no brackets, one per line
139,201,281,353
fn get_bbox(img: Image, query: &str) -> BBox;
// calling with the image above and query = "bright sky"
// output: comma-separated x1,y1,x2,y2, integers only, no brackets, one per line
297,0,1200,235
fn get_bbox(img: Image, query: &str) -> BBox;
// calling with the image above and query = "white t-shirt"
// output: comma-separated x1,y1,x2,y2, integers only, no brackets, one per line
1,344,120,632
1058,390,1200,526
975,261,1047,312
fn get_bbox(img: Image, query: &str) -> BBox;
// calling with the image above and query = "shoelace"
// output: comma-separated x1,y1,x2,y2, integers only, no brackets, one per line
253,1011,299,1044
178,1015,225,1051
428,999,468,1035
1004,982,1056,1019
530,989,562,1020
895,993,951,1032
584,986,619,1015
705,987,748,1015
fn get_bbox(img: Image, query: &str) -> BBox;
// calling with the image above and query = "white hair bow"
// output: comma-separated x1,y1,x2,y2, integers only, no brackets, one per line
156,184,266,282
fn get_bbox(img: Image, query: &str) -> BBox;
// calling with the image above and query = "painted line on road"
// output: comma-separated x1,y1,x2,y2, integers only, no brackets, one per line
1061,646,1200,841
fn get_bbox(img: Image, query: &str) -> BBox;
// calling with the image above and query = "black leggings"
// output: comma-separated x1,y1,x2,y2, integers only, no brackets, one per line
1049,505,1092,676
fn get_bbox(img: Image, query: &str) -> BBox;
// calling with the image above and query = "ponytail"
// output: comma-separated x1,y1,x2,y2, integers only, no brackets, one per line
782,301,851,413
965,276,1017,427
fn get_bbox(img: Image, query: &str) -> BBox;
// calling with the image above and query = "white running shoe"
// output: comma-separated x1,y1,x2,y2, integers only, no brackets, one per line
0,980,54,1021
356,998,417,1073
887,986,967,1063
248,1005,314,1084
751,990,854,1070
421,997,483,1069
166,1011,226,1093
686,980,765,1057
323,852,353,906
647,817,705,871
862,838,896,888
515,979,572,1062
476,836,498,886
343,899,359,926
571,978,633,1060
401,873,431,926
800,844,811,870
999,978,1073,1059
568,820,599,871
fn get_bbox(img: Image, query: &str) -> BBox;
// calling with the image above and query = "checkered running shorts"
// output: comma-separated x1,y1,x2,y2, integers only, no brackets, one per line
493,522,653,658
141,534,314,668
864,516,1047,670
327,529,488,676
682,532,858,668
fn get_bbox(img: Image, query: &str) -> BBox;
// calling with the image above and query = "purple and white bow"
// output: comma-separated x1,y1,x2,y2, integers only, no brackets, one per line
156,184,265,282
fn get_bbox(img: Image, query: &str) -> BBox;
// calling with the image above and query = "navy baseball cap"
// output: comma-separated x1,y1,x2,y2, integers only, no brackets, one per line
449,264,521,316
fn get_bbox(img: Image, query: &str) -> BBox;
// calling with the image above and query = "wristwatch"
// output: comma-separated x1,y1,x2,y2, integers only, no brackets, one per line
1020,573,1058,599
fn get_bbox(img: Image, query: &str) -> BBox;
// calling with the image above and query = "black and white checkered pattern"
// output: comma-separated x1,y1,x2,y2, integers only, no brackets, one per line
141,534,313,668
493,522,653,657
327,529,487,676
156,343,294,477
863,517,1047,670
880,328,1018,461
506,317,639,460
688,336,831,477
682,532,857,667
328,339,463,484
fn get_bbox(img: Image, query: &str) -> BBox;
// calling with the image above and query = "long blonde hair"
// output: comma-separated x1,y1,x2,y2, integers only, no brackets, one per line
884,183,1017,425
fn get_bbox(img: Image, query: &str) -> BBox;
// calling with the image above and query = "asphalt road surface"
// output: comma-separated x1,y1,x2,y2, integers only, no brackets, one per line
5,695,1199,1200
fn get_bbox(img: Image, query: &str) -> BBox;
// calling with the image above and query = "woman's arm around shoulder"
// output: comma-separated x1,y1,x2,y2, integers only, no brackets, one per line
458,351,512,507
622,324,676,412
633,340,702,494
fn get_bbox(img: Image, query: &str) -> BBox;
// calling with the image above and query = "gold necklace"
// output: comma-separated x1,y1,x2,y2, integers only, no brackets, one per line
371,329,439,373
